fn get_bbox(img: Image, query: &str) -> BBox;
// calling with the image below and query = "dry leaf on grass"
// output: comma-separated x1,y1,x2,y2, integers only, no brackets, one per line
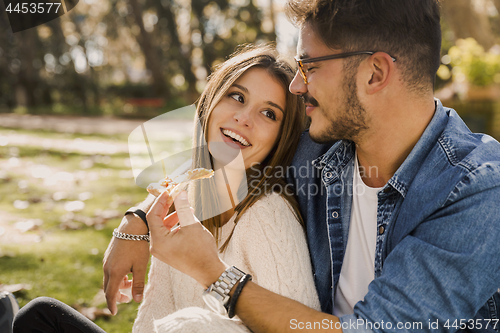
74,305,112,321
0,283,32,294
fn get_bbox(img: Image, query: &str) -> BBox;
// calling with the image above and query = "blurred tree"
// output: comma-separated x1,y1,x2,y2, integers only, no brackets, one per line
0,0,281,114
154,0,198,100
129,0,169,99
103,0,276,103
192,0,276,75
0,3,14,108
441,0,497,49
15,29,39,107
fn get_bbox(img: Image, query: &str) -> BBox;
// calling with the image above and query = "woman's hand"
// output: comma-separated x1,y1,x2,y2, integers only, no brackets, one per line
103,216,150,315
102,194,161,315
148,191,227,288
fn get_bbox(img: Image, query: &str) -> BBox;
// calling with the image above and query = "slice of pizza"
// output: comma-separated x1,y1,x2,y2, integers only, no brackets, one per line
147,168,214,199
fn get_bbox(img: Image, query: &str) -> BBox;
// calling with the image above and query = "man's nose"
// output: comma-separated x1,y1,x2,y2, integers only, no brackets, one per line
289,71,308,96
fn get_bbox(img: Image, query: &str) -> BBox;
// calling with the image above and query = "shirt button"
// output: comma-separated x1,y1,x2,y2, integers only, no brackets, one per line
384,187,391,193
379,226,385,235
332,211,339,219
325,171,332,178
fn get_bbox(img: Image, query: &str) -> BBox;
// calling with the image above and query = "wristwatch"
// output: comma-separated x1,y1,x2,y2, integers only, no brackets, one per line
202,266,245,316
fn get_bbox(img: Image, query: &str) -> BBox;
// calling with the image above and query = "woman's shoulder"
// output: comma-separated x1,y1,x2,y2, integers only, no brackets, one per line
236,192,300,230
247,191,292,211
247,192,294,215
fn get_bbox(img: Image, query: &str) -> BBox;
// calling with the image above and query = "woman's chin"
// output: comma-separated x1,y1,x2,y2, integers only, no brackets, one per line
209,141,243,166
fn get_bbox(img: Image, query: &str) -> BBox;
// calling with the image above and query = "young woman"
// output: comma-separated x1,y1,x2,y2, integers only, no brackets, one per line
13,44,320,333
133,44,320,332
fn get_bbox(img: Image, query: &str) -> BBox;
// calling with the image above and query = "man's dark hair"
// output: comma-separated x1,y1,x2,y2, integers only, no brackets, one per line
285,0,442,92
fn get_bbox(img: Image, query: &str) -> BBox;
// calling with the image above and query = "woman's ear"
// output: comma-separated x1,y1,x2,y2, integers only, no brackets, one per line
363,52,394,95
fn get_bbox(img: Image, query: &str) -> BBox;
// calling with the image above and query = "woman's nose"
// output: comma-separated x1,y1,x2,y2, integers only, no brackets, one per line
289,71,308,96
233,108,252,127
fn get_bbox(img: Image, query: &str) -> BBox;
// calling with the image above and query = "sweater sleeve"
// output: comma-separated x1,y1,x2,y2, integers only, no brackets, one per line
133,257,177,333
133,256,205,333
227,192,321,311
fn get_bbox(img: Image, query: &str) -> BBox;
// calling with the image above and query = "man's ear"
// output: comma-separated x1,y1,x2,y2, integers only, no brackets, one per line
363,52,394,95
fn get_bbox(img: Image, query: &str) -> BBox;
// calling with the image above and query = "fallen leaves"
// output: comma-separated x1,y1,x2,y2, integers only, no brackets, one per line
0,283,32,295
59,209,121,230
76,305,113,321
73,289,113,321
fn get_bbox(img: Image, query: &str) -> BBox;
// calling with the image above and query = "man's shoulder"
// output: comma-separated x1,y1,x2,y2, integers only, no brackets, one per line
439,109,500,175
389,109,500,251
413,108,500,205
441,130,500,201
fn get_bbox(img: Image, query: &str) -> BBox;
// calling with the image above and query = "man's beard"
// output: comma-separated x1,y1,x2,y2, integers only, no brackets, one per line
309,68,369,144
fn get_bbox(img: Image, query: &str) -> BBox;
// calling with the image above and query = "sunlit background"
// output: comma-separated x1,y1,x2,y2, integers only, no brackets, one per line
0,0,300,118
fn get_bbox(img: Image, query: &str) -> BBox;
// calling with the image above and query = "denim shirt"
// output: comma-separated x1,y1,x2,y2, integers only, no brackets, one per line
289,100,500,332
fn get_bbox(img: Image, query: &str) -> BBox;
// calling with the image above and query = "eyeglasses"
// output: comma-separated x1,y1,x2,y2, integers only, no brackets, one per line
294,51,397,85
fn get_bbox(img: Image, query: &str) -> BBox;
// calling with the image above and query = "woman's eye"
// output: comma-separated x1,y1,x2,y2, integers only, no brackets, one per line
229,93,244,103
261,110,276,121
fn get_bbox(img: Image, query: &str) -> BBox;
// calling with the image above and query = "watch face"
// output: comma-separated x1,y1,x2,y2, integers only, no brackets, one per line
203,292,228,315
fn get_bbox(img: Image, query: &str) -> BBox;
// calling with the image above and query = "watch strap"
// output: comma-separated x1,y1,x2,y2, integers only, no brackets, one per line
125,207,148,230
227,273,252,318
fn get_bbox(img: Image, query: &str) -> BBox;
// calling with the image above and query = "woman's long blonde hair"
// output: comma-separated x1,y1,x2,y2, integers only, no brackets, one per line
189,43,307,252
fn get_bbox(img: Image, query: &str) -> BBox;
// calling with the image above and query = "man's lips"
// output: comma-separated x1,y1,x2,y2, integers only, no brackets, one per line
301,94,319,116
305,104,316,116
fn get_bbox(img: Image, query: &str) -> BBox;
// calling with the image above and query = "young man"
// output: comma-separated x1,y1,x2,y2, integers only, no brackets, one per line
106,0,500,331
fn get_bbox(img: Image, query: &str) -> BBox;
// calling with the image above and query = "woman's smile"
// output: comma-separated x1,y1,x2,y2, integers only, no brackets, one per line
207,67,285,169
220,128,252,149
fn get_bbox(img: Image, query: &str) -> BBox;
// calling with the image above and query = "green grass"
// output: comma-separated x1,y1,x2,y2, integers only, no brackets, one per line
0,127,190,332
0,127,130,142
0,229,142,332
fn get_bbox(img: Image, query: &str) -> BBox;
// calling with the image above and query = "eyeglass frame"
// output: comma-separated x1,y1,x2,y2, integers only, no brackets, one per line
294,51,397,85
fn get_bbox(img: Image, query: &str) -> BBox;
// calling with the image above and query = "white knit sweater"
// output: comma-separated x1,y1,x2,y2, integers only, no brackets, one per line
133,192,321,332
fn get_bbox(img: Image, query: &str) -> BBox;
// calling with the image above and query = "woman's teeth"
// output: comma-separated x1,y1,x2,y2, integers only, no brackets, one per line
222,129,250,146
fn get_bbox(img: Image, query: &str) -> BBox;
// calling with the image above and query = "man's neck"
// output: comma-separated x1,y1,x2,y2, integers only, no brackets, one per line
355,98,436,188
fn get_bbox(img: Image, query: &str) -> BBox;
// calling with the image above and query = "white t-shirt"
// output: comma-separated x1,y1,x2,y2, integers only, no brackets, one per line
333,152,383,317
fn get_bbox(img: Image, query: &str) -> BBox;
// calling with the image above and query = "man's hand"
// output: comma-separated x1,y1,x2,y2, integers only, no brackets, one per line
103,214,150,315
148,191,227,288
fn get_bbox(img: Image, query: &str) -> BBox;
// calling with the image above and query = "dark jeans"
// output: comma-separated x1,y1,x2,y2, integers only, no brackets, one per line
13,297,106,333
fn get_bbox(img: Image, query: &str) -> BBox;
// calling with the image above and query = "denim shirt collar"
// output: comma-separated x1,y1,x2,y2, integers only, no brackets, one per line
312,99,448,196
312,140,355,184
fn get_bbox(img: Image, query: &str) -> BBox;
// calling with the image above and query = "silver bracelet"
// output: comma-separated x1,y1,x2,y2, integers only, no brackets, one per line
113,228,150,242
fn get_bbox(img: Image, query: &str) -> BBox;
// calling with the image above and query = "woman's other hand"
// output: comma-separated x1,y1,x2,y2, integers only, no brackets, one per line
102,195,158,315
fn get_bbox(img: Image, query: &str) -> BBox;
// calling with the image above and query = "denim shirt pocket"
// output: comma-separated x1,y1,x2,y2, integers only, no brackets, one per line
456,291,500,333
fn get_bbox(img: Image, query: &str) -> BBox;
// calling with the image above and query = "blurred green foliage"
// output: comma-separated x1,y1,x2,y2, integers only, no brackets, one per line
0,0,277,118
438,38,500,86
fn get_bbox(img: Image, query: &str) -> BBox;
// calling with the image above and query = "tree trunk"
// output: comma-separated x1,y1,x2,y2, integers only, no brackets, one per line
129,0,170,99
155,0,198,101
441,0,496,49
16,29,38,107
191,2,214,78
493,0,500,14
268,0,277,42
